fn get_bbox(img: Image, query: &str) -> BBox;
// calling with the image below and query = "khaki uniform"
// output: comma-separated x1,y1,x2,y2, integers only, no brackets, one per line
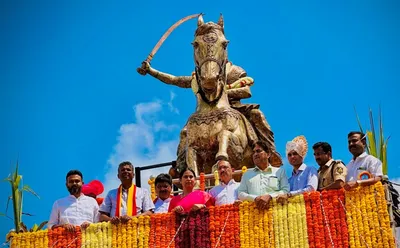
318,159,347,190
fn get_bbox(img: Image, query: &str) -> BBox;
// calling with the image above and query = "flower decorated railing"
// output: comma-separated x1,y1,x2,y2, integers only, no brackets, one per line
8,182,396,248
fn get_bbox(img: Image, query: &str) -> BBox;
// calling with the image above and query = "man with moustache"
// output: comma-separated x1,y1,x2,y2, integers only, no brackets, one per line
238,140,290,209
313,142,347,190
153,173,173,213
209,160,241,206
99,161,154,224
277,136,318,203
344,131,383,190
48,170,100,231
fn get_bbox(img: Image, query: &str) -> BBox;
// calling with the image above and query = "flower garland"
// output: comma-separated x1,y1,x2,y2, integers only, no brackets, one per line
148,177,156,201
8,183,399,248
209,206,217,247
374,182,396,247
175,209,210,248
214,170,219,186
239,201,273,248
175,212,189,248
209,204,240,248
200,172,205,191
321,190,349,248
47,226,82,248
81,222,111,248
304,193,315,248
272,198,289,248
345,182,396,248
271,195,308,248
148,212,175,248
267,203,275,248
8,230,48,248
293,194,309,248
307,191,326,248
233,204,241,248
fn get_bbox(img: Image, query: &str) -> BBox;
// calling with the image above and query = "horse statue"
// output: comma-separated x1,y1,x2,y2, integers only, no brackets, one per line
138,14,282,179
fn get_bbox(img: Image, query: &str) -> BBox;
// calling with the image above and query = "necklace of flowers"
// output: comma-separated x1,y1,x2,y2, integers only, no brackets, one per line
338,196,371,247
343,194,399,247
167,217,187,248
320,194,335,248
214,211,230,248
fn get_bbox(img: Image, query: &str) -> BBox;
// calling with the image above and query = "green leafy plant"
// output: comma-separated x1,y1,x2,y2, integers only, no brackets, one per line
354,106,390,175
3,161,41,233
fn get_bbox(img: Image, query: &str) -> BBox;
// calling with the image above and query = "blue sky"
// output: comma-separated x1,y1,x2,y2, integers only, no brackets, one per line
1,0,399,241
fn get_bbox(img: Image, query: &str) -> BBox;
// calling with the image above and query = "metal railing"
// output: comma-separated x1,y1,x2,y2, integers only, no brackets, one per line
134,161,244,194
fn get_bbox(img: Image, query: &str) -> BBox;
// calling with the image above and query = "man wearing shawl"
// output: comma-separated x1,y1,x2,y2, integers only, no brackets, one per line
277,135,318,203
99,161,154,224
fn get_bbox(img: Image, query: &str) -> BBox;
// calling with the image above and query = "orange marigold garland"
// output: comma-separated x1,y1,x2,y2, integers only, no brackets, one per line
209,204,240,248
148,212,175,248
304,193,315,248
309,191,325,248
200,172,205,191
47,226,82,248
209,206,216,247
321,190,337,247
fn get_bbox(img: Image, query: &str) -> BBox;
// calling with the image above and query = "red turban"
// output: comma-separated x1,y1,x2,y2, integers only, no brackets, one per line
82,180,104,196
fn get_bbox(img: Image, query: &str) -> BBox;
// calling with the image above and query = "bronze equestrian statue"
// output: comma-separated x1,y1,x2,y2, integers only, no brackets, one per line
138,14,282,179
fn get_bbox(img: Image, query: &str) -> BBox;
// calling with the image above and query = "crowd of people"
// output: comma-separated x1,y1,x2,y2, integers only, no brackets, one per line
47,131,384,231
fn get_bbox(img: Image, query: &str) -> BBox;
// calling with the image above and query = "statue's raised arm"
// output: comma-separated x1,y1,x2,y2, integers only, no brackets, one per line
136,13,202,89
140,61,192,89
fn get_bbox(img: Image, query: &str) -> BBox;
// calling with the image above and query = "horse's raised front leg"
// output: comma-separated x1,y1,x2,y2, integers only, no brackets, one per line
216,130,242,162
186,147,199,177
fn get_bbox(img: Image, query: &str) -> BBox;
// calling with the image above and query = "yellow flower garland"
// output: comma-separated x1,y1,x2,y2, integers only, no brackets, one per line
345,182,396,248
238,201,275,248
148,177,156,202
9,230,48,248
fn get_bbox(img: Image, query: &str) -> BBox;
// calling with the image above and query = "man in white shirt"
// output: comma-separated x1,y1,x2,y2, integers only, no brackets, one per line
153,173,173,213
344,131,383,190
48,170,99,231
99,161,154,224
238,140,290,210
209,160,241,206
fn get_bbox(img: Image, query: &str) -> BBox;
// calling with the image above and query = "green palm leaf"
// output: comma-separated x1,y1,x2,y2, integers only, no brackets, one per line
22,185,40,199
354,106,389,176
2,161,41,233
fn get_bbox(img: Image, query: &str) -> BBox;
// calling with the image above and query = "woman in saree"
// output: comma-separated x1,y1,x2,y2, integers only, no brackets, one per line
168,168,214,213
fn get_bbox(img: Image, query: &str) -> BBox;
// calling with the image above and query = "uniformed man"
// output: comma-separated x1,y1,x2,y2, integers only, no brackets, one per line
312,142,347,190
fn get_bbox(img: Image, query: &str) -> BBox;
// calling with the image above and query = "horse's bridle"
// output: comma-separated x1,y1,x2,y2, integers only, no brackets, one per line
194,57,227,105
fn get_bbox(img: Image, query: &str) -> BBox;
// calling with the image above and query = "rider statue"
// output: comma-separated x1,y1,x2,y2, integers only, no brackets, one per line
139,14,282,175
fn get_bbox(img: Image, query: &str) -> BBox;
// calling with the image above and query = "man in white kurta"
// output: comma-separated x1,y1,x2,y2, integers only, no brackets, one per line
209,160,240,206
48,170,99,230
